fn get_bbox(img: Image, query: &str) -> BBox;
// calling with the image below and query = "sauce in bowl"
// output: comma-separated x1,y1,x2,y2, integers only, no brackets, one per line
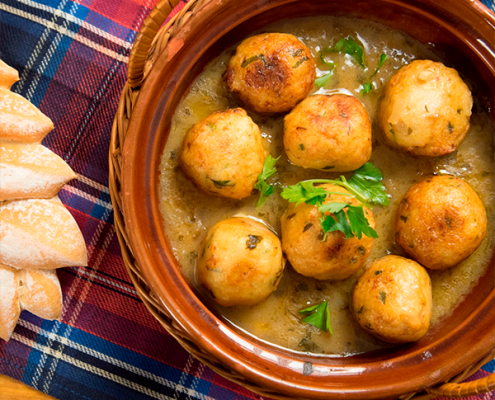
158,16,495,355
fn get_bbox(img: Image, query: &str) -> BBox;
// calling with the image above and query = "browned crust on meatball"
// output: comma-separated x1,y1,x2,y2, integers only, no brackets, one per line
224,33,316,114
394,176,487,269
352,255,432,343
281,184,375,280
179,108,265,200
378,60,473,157
283,94,372,171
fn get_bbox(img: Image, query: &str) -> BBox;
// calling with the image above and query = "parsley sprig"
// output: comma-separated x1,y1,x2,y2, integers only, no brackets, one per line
255,155,280,207
362,53,388,96
281,163,388,240
299,300,333,334
315,36,365,88
321,37,366,68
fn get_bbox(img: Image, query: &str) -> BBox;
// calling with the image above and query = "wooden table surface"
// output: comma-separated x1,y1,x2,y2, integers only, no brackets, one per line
0,373,56,399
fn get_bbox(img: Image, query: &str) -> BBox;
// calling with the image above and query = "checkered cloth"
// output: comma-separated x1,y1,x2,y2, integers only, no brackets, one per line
1,0,494,399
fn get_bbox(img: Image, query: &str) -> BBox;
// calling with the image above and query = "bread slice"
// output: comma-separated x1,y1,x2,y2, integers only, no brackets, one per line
0,141,77,201
0,89,54,143
18,269,62,320
0,197,88,269
0,265,64,341
0,60,19,90
0,265,20,341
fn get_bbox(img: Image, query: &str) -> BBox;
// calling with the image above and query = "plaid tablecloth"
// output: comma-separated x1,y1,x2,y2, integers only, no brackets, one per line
1,0,495,399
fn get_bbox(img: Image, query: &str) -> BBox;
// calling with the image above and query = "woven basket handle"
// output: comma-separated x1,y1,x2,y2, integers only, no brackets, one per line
127,0,182,87
426,347,495,398
430,374,495,398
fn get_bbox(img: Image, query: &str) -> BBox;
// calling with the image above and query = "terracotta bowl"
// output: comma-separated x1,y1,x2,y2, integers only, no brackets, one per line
122,0,495,398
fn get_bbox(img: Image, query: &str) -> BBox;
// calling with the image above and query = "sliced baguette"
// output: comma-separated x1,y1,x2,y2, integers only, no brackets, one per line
0,197,88,269
0,141,77,201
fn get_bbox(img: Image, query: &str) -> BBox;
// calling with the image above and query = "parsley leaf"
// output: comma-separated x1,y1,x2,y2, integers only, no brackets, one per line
347,162,389,206
254,155,280,207
361,82,373,96
372,53,388,77
345,205,379,239
314,68,335,88
280,163,388,239
318,202,348,214
362,54,388,96
299,300,333,334
321,210,354,239
280,181,328,206
321,37,365,68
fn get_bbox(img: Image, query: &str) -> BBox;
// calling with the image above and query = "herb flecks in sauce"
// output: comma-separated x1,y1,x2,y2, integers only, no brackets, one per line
159,16,495,355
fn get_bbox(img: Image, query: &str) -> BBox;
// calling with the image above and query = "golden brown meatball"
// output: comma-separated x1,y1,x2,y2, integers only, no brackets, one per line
352,255,432,343
284,94,372,171
379,60,473,156
179,108,265,199
395,175,487,270
224,33,316,114
281,184,375,280
197,217,285,307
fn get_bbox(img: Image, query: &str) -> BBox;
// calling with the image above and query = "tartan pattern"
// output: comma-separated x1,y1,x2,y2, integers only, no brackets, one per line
0,0,494,399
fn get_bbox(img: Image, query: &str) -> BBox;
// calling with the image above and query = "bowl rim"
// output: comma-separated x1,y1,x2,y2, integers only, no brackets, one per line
122,0,495,398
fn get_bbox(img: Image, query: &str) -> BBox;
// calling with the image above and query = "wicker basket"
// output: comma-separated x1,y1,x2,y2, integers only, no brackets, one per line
108,0,495,398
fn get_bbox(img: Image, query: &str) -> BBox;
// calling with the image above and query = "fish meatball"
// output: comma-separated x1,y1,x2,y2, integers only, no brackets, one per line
179,108,265,199
281,184,375,280
224,33,316,114
352,255,432,343
395,176,487,270
284,94,372,171
197,217,285,307
379,60,472,156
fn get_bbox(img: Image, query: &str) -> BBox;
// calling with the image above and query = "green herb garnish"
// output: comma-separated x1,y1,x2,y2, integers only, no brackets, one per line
241,54,268,68
379,290,387,304
347,162,390,206
361,82,373,96
321,37,366,68
255,155,280,207
448,121,454,133
362,53,388,95
209,177,235,189
314,66,336,88
280,162,388,239
299,300,333,334
293,56,309,68
246,234,262,250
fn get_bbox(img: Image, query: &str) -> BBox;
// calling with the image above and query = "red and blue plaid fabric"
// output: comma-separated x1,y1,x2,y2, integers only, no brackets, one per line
1,1,494,399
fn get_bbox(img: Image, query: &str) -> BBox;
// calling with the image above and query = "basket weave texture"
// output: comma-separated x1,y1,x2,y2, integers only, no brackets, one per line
108,0,495,398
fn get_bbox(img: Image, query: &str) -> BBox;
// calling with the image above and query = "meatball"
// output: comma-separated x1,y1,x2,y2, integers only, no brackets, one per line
179,108,265,199
284,94,372,172
196,217,285,307
395,175,487,270
224,33,316,114
281,184,375,280
352,255,432,343
379,60,473,156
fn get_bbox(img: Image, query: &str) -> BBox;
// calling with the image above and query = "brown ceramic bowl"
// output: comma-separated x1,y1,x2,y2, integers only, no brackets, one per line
122,0,495,398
